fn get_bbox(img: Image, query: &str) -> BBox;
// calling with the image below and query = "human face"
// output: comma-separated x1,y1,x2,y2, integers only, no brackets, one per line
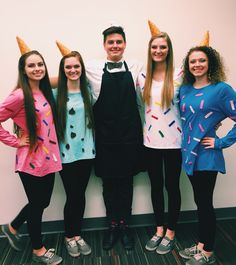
24,54,46,81
104,33,126,62
64,56,82,81
150,37,169,63
188,51,209,79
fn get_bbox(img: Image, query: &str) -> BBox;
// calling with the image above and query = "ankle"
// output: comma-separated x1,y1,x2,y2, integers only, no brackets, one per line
156,226,164,237
110,220,118,226
8,224,17,235
33,246,47,256
165,229,175,240
65,237,74,241
202,250,213,258
197,242,204,251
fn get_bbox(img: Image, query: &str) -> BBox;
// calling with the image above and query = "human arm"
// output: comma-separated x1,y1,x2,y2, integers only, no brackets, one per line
202,84,236,149
0,90,28,147
136,71,146,124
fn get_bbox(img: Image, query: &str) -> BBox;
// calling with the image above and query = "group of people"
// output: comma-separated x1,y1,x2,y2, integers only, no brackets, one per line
0,21,236,265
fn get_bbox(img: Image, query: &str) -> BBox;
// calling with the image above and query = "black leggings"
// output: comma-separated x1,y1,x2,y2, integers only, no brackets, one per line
188,171,217,252
145,147,182,231
11,172,55,250
102,176,133,224
59,159,93,238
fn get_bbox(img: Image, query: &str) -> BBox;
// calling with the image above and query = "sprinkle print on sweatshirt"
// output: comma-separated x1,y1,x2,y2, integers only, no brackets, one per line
138,69,183,149
179,82,236,175
52,89,95,164
0,89,62,176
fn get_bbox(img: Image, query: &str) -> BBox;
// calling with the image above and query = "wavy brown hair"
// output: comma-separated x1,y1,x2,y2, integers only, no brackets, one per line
143,33,174,108
182,46,226,85
56,51,94,142
16,50,58,150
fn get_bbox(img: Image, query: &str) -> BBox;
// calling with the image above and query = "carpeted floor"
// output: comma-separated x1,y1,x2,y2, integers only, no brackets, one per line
0,219,236,265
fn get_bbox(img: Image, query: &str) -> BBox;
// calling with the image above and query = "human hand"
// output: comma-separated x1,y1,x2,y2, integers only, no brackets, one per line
18,133,30,147
201,137,215,149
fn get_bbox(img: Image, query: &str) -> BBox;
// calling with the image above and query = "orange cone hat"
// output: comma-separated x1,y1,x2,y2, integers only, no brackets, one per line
148,20,161,37
199,31,210,46
56,40,71,56
16,36,31,55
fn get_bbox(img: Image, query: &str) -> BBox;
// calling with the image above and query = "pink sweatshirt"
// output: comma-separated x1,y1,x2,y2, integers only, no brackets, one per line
0,88,62,176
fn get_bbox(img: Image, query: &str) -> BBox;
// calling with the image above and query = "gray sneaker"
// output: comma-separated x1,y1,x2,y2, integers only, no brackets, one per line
145,234,162,251
179,245,202,259
1,224,23,251
156,236,175,254
32,248,62,264
186,252,216,265
65,238,80,257
76,237,92,255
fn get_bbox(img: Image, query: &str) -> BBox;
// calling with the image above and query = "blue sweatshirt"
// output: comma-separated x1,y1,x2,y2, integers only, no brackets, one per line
179,82,236,175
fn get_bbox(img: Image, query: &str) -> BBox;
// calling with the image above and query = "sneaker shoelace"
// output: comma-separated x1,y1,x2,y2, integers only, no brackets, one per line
44,248,55,259
161,237,171,246
151,235,161,242
193,252,210,262
186,245,199,253
77,239,86,246
67,239,77,248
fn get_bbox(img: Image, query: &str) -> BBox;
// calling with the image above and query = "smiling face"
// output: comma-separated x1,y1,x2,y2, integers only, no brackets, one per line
63,56,82,81
103,33,126,62
24,54,46,81
150,37,169,63
188,51,209,79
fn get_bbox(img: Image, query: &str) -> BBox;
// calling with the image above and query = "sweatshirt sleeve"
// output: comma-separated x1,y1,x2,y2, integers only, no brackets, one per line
0,89,24,147
214,83,236,149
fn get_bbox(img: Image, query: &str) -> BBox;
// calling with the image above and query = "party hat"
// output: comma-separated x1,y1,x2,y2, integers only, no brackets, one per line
199,31,210,46
56,40,71,56
148,20,161,37
16,36,31,55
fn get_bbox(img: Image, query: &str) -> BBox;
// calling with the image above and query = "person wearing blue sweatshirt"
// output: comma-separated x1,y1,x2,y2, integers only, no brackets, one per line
178,46,236,265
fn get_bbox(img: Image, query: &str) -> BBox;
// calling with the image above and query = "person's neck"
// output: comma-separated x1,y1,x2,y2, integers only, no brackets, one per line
193,76,210,89
67,80,80,92
153,62,166,82
29,80,40,92
107,57,123,63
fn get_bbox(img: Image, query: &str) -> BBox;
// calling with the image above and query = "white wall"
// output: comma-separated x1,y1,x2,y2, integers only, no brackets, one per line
0,0,236,224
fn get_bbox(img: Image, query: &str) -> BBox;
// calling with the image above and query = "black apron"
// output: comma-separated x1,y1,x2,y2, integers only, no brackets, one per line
93,61,143,178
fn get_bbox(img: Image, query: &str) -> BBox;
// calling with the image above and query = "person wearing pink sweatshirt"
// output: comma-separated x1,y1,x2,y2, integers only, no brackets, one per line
0,40,62,265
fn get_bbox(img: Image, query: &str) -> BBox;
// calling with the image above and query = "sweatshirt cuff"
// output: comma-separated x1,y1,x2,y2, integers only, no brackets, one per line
214,138,221,149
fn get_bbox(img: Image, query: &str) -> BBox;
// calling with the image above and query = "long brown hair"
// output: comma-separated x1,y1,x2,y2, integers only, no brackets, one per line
16,50,58,150
143,33,174,108
56,51,94,142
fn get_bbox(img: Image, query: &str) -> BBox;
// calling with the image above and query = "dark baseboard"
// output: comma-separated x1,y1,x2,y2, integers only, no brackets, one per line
1,207,236,236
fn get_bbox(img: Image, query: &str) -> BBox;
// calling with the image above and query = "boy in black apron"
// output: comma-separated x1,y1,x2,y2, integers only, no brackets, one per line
87,25,143,250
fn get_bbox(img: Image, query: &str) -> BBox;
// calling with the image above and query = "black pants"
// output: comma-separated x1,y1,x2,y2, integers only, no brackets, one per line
59,159,93,237
102,176,133,224
188,171,217,252
145,147,182,231
11,172,55,250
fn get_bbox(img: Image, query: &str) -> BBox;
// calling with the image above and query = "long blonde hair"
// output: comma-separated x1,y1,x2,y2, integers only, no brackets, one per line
143,33,174,108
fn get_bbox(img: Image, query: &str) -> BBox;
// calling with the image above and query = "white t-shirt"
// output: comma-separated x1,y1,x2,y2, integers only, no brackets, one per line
138,69,183,149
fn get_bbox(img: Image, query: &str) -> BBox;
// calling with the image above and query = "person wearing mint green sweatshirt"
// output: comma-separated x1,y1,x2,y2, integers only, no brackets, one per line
53,50,95,257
